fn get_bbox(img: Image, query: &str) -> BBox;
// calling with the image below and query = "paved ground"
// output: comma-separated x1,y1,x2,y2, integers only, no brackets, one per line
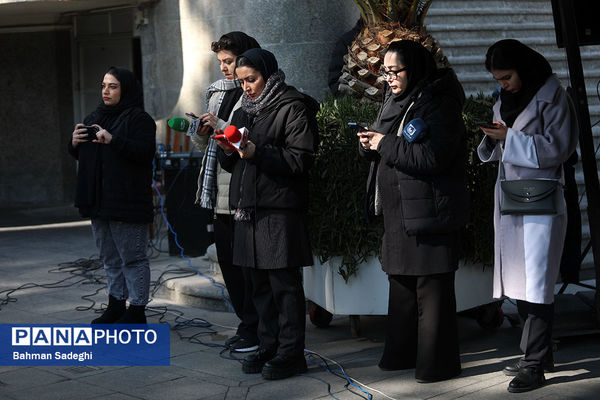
0,205,599,399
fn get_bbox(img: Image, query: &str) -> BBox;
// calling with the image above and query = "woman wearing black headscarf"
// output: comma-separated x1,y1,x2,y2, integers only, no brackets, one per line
190,31,261,353
359,40,469,383
69,66,156,324
478,39,577,393
216,48,318,380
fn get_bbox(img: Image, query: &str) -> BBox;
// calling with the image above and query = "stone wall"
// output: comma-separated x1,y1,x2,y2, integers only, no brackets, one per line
0,30,74,206
139,0,360,143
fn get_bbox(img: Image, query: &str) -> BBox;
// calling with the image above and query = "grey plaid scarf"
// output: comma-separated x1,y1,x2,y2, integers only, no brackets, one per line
199,79,240,209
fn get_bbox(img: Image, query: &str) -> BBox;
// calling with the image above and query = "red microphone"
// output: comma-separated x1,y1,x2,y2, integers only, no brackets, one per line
213,125,248,151
224,125,242,143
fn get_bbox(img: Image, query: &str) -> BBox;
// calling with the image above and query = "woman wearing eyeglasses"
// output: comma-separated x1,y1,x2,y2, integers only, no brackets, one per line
359,40,469,383
478,39,577,393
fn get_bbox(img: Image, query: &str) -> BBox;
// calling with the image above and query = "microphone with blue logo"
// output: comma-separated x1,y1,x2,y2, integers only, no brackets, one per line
402,118,428,143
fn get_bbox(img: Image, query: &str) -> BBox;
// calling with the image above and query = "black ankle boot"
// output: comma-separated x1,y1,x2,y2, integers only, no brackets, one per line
91,295,126,324
507,366,545,393
503,352,554,376
115,304,147,324
262,354,307,380
242,349,276,374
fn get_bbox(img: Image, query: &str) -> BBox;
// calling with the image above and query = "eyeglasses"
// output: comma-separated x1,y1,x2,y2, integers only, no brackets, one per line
380,67,407,80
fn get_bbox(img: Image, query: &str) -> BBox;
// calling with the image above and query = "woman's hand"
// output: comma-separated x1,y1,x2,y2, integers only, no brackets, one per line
358,131,385,151
200,112,220,130
213,134,234,155
94,125,112,144
237,141,255,159
480,122,507,141
71,123,88,147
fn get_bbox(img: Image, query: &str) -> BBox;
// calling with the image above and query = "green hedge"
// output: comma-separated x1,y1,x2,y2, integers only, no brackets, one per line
308,94,497,282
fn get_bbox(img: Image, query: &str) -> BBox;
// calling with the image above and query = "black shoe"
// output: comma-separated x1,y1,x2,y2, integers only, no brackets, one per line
91,295,126,324
262,354,307,380
115,305,147,324
507,366,545,393
242,349,276,374
229,337,259,353
503,354,554,376
225,335,241,348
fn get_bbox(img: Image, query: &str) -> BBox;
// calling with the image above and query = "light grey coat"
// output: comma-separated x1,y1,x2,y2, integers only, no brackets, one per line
478,75,578,304
191,93,242,215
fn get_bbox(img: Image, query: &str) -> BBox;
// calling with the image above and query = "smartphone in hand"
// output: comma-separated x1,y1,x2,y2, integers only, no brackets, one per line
475,121,497,129
81,125,99,141
348,122,369,137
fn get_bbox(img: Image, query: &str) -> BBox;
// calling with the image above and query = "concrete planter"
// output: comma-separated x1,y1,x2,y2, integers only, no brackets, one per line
303,256,494,315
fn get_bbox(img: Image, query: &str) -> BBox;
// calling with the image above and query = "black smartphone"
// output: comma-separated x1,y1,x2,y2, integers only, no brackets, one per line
81,125,99,141
475,121,496,129
348,122,368,134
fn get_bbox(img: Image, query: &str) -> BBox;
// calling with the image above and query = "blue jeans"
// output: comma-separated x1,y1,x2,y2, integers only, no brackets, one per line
91,219,150,306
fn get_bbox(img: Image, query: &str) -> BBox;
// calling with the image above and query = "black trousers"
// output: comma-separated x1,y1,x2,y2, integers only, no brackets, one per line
380,272,461,381
248,267,306,358
516,300,554,368
214,214,258,342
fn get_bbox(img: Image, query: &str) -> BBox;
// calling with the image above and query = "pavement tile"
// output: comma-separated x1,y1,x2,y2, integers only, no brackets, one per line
38,365,124,379
2,379,114,400
119,375,228,400
0,367,67,391
76,366,185,391
222,386,249,399
169,350,263,386
88,393,144,400
244,374,341,400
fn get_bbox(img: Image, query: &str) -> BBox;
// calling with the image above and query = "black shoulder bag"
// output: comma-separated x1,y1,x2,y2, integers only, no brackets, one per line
499,163,561,215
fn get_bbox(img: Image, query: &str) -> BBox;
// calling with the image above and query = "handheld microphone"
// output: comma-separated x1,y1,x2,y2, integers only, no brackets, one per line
167,117,190,132
168,116,202,137
224,125,242,143
213,125,248,151
402,118,428,143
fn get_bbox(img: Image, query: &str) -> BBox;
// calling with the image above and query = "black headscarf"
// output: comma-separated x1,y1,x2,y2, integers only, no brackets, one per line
85,66,144,129
370,40,437,135
78,67,144,215
237,48,279,81
485,39,553,127
219,31,261,55
238,48,286,116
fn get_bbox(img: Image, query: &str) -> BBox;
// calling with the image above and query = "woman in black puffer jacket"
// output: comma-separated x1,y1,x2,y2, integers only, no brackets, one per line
68,66,156,324
359,40,469,383
217,48,318,381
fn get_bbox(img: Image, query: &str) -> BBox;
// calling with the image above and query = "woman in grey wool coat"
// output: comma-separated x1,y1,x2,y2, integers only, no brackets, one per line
478,39,578,393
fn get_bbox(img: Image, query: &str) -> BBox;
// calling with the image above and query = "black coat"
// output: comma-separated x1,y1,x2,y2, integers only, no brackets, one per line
68,108,156,223
364,68,469,275
219,86,318,212
217,86,318,269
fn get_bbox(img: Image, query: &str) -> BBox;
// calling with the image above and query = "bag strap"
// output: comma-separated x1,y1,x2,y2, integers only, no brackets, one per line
500,160,565,186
